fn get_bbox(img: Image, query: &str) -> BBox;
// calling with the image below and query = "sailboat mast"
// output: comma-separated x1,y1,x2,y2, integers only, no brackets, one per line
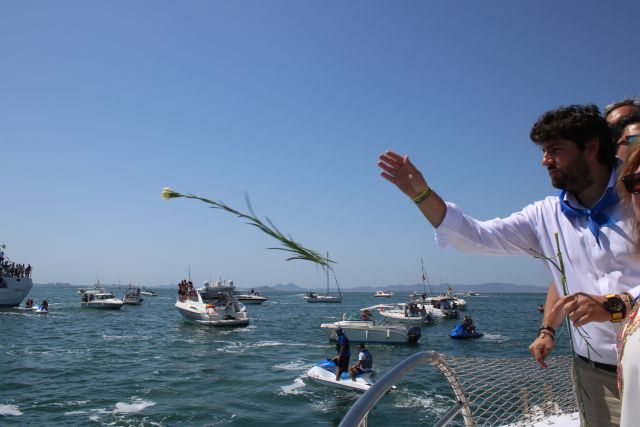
326,252,330,296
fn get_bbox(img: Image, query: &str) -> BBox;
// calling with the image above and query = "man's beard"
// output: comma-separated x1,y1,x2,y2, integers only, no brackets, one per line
549,153,592,192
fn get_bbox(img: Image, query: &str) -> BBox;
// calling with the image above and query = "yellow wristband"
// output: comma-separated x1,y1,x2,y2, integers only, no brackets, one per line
412,187,433,204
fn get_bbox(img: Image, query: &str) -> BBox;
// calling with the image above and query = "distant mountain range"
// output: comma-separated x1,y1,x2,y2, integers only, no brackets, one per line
242,282,546,294
36,281,547,294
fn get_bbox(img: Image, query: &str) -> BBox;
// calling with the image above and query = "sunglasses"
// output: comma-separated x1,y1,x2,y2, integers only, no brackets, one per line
617,134,640,146
621,172,640,194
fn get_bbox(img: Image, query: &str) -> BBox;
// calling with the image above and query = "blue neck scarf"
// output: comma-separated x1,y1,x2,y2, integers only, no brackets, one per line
559,186,619,245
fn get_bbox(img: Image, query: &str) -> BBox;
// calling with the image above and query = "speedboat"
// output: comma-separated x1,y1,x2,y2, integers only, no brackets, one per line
175,281,249,326
0,248,33,307
319,318,421,344
376,302,442,324
306,359,375,393
81,289,124,309
141,287,158,296
122,287,143,305
449,324,483,339
234,284,268,304
374,290,393,298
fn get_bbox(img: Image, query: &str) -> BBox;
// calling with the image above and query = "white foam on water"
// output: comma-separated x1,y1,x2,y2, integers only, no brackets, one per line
114,399,156,414
279,377,307,395
102,334,132,341
0,404,22,416
482,333,508,340
273,360,307,371
64,410,88,415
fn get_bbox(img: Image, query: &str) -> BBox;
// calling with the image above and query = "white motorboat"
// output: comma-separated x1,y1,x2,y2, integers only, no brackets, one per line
175,281,249,326
0,247,33,307
81,288,124,309
376,302,443,324
320,316,421,344
306,359,375,393
141,287,158,296
374,290,393,298
122,286,143,305
304,254,343,303
234,284,268,304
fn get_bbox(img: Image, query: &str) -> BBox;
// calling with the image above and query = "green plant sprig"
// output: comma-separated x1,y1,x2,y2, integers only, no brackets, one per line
162,187,334,268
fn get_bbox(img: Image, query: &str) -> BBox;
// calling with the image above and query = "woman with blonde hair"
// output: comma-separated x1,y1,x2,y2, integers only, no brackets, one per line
616,141,640,427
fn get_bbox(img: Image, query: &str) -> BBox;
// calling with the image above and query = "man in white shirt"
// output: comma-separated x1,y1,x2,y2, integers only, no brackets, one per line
378,104,640,426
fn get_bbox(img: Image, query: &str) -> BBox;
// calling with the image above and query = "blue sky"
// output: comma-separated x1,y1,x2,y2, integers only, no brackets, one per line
2,1,639,289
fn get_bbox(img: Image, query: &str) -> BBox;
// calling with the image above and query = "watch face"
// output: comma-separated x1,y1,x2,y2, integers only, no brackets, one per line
605,296,625,313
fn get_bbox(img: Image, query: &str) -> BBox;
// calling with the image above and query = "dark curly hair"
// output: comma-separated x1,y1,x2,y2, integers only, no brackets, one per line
612,112,640,144
530,104,616,169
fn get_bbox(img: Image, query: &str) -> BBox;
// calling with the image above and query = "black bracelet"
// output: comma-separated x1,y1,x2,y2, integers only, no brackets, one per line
539,324,556,335
538,331,554,342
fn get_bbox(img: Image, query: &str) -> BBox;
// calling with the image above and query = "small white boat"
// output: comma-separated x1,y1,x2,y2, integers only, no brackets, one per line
306,359,374,393
122,287,143,305
377,302,442,324
235,285,268,304
319,318,421,344
140,287,158,296
175,281,249,326
304,253,343,303
374,290,393,298
304,291,342,303
81,289,124,309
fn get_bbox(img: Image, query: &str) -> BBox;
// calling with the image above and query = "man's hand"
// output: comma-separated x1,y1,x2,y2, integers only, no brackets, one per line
559,292,609,327
378,151,428,199
529,333,555,368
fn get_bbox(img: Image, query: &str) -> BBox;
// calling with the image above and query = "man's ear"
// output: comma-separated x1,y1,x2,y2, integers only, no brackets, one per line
584,138,600,160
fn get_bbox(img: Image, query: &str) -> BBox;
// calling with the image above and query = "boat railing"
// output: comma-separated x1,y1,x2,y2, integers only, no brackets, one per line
339,352,576,427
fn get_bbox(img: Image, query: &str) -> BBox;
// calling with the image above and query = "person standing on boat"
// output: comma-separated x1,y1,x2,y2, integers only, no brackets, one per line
349,343,373,381
332,327,350,381
378,104,640,426
612,140,640,427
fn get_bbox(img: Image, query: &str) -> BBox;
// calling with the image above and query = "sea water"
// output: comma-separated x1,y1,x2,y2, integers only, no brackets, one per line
0,285,567,426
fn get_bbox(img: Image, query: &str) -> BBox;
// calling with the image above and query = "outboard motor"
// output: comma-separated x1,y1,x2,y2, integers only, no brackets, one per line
407,326,422,344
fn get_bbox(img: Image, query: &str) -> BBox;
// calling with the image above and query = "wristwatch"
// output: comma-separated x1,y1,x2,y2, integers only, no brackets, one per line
603,294,626,322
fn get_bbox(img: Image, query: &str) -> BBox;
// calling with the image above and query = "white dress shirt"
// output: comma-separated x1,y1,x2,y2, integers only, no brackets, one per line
435,173,640,365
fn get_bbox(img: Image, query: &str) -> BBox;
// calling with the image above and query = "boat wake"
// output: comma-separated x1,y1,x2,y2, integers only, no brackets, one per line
0,404,22,416
273,359,308,371
114,398,156,414
279,376,307,395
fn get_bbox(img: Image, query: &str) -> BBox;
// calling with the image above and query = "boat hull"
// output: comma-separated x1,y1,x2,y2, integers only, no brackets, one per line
0,276,33,307
236,296,268,304
81,301,124,309
320,321,421,344
175,301,250,326
304,296,342,303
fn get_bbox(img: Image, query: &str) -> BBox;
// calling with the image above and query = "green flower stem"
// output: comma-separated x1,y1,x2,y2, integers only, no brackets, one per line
161,187,334,269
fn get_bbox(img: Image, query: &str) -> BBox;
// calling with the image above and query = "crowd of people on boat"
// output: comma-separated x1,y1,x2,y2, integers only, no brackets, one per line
378,98,640,426
177,279,197,302
0,260,32,278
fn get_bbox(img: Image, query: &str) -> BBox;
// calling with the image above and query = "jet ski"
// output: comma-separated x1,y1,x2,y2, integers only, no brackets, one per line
449,324,483,339
306,359,374,393
31,304,49,314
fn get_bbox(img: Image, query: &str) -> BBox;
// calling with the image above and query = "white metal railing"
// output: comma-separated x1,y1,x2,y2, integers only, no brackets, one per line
339,352,576,427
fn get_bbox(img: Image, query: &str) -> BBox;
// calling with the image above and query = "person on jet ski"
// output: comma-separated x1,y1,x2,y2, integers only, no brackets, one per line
463,315,476,334
332,327,350,381
41,300,48,311
349,343,373,381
